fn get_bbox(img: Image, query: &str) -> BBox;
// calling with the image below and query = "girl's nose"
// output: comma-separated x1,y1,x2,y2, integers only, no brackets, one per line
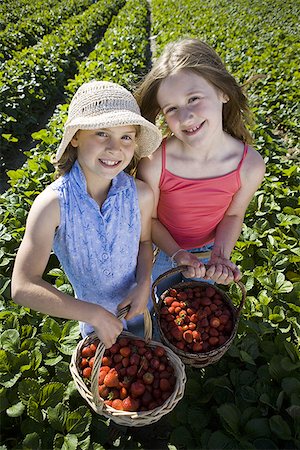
178,107,193,125
105,137,119,151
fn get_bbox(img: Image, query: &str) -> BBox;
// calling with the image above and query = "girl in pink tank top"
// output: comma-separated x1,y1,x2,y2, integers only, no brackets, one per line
136,38,265,285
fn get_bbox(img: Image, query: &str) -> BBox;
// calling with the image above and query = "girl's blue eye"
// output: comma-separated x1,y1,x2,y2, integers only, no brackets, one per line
189,96,200,103
96,131,107,137
122,135,132,140
165,107,176,114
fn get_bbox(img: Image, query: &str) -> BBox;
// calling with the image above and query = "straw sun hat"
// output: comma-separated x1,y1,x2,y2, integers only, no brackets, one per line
55,80,162,161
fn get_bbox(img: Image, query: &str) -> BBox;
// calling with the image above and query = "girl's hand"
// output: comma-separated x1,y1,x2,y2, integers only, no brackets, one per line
206,254,242,283
204,264,234,285
173,250,206,279
117,282,149,321
92,308,123,349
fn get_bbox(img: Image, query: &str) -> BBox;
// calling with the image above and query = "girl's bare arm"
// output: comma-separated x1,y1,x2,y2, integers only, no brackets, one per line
11,188,123,348
207,146,266,280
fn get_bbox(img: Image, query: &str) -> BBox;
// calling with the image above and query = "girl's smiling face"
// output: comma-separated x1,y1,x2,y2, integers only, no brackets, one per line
71,125,137,180
157,69,228,146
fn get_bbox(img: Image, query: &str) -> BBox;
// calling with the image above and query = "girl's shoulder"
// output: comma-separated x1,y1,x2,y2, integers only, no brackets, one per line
27,186,60,230
244,144,265,170
134,177,154,206
136,143,163,187
241,144,266,184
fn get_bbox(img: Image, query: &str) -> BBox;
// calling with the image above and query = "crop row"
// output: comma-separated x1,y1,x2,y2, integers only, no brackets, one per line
0,0,60,31
0,0,95,62
1,0,151,447
150,1,300,448
0,0,125,166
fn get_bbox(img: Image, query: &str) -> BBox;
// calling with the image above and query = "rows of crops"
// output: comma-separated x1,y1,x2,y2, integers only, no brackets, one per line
0,0,299,448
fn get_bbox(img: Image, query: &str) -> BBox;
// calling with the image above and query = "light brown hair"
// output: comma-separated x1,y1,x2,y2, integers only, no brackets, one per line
135,38,253,143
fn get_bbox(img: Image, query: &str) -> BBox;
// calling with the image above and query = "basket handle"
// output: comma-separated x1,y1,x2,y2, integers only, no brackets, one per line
90,306,152,410
151,265,246,315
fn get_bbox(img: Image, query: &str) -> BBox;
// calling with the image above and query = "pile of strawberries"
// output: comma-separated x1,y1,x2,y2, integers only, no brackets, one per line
159,285,233,353
79,337,176,412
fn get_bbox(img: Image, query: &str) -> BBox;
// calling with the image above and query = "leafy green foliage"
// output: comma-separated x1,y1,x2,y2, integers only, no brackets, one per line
0,0,299,448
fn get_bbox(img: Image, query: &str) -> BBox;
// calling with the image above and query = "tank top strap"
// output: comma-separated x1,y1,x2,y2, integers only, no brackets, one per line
161,138,167,172
237,143,248,171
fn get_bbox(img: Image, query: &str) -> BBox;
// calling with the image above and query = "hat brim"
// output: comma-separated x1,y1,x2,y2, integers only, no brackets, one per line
55,110,162,161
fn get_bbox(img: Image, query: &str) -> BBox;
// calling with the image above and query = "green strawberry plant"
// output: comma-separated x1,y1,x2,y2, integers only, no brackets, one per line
0,0,299,448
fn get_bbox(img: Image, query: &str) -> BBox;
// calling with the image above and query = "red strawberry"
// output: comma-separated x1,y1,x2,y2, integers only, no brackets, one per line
118,337,129,346
164,296,175,306
111,399,124,410
104,368,120,388
171,327,183,341
169,288,177,297
102,356,112,366
159,378,171,392
82,367,92,378
183,330,193,343
122,396,140,412
131,381,146,398
127,364,138,377
177,291,188,301
98,384,109,398
80,358,89,369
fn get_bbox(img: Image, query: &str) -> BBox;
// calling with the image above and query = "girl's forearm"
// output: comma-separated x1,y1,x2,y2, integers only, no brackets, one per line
135,240,153,288
212,214,244,259
12,276,106,326
151,218,181,257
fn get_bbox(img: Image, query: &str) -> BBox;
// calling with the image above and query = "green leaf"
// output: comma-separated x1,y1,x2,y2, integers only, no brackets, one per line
240,350,256,365
269,415,292,440
39,382,64,408
44,355,63,366
53,433,78,450
18,379,40,404
47,403,68,433
244,418,271,438
217,403,241,437
27,397,43,423
6,401,25,417
170,426,194,448
65,407,92,434
0,329,20,353
22,432,41,450
0,350,11,372
207,430,237,449
252,438,278,449
282,377,300,396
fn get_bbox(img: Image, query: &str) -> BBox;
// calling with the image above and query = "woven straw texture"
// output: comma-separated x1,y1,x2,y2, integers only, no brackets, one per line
152,266,246,368
56,80,162,161
70,306,187,427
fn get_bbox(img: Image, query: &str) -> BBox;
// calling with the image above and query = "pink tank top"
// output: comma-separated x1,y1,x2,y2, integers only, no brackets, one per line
157,140,248,249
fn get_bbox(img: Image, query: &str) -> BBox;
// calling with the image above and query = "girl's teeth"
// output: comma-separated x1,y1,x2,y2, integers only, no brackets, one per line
187,125,200,132
101,160,119,166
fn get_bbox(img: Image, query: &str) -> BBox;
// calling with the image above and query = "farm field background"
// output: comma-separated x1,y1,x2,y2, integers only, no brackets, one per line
0,0,299,448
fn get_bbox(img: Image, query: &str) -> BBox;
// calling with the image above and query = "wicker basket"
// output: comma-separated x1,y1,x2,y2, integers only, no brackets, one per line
70,306,187,427
151,266,246,368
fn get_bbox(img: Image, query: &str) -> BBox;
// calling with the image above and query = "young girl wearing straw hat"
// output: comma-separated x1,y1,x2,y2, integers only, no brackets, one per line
11,80,162,348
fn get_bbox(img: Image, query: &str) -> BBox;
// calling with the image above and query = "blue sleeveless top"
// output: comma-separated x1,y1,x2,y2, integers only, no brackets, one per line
50,160,141,337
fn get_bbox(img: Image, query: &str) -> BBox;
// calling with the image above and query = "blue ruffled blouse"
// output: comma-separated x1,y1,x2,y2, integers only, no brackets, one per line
50,160,141,336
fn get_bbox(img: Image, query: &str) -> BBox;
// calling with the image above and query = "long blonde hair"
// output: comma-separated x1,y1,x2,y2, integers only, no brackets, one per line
135,38,253,143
